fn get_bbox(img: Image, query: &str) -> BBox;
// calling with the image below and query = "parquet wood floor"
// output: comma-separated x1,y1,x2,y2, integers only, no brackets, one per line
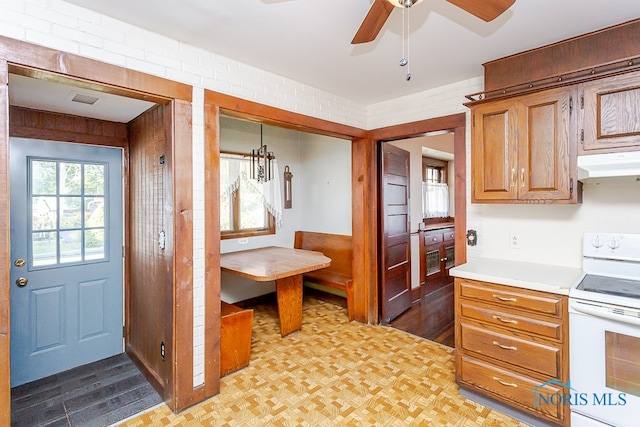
117,296,526,426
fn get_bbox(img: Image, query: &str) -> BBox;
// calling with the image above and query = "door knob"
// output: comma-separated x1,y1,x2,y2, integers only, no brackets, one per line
15,277,28,287
14,258,26,268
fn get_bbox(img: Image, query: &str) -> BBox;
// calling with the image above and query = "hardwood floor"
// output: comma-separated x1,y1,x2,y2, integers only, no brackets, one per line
390,283,455,347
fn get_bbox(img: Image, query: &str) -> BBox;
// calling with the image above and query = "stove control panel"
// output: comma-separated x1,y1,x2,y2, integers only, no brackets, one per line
584,232,640,262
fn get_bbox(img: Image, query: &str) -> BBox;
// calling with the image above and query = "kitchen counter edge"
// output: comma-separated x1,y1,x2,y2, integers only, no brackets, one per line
449,258,584,296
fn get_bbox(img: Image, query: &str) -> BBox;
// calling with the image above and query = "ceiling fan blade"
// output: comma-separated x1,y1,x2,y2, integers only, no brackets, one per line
446,0,515,22
352,0,395,44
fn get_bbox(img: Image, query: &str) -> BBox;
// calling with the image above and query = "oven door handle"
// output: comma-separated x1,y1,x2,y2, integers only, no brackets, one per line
570,300,640,326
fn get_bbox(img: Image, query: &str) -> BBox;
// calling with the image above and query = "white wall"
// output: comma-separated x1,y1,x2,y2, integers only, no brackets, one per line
299,133,352,235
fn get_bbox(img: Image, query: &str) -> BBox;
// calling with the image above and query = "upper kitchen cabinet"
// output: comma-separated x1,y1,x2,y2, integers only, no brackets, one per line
471,86,579,204
581,70,640,153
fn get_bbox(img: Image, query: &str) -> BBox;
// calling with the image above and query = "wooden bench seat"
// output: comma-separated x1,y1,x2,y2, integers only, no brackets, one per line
220,301,253,377
294,231,354,321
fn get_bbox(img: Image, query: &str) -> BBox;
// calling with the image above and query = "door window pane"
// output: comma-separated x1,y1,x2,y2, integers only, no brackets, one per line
60,162,82,195
84,164,105,195
60,197,82,229
29,159,109,267
32,231,57,267
32,161,57,194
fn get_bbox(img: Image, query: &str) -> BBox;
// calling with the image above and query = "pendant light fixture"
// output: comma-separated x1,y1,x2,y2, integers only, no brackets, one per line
250,124,274,183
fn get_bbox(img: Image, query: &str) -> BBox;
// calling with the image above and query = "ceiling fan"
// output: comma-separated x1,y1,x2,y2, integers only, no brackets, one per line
352,0,516,44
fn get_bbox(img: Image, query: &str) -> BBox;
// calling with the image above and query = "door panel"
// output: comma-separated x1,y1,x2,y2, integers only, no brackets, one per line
10,138,124,387
380,143,412,323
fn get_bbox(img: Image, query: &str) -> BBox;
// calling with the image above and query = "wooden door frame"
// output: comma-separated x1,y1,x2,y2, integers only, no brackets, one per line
369,113,468,324
0,36,194,421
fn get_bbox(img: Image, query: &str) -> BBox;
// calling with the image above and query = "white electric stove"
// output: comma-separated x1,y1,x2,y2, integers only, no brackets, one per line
569,232,640,427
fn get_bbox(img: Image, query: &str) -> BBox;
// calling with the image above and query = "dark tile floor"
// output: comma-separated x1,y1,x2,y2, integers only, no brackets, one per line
11,353,162,427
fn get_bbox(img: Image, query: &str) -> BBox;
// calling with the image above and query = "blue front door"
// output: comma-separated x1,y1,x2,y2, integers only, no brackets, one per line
10,138,124,387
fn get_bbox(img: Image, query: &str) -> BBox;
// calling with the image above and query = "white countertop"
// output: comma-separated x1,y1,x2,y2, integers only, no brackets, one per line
449,258,585,295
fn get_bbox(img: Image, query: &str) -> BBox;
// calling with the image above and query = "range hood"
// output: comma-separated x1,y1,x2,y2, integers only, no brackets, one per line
577,151,640,181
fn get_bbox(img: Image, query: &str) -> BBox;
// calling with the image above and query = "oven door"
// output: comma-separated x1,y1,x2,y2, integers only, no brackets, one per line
569,299,640,427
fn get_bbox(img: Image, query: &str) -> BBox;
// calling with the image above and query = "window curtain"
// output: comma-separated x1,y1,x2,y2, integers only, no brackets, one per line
220,154,283,228
423,182,449,218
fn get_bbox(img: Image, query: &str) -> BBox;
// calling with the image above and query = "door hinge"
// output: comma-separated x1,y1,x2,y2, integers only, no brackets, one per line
160,341,166,361
122,246,125,258
580,129,584,144
122,325,125,337
580,94,584,110
569,96,573,116
570,178,574,196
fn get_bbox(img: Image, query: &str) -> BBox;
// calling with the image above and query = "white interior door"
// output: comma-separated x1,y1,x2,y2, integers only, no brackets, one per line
10,138,124,387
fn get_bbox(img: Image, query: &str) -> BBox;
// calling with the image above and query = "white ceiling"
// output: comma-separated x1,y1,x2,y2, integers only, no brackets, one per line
58,0,640,105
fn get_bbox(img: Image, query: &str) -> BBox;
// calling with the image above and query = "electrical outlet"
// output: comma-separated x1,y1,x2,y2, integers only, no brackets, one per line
238,238,249,245
509,233,520,249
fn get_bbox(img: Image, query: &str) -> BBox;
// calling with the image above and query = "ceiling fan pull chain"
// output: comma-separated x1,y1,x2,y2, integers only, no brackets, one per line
399,7,407,67
406,4,411,81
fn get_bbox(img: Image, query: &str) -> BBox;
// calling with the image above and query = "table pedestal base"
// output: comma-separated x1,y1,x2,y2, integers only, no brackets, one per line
276,275,303,337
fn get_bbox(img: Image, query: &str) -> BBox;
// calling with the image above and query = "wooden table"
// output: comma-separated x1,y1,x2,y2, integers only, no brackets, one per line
220,246,331,336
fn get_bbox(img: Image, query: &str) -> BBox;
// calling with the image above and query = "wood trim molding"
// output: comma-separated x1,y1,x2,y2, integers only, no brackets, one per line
204,91,366,140
203,104,221,397
1,36,192,103
0,59,10,427
483,18,640,92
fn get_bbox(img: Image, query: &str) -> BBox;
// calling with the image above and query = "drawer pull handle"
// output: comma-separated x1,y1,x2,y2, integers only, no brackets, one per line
493,376,518,388
492,294,517,302
492,341,518,351
493,315,518,324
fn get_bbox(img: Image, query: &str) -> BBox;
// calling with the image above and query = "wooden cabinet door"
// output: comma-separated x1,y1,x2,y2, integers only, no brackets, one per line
471,98,518,202
516,87,577,201
581,71,640,152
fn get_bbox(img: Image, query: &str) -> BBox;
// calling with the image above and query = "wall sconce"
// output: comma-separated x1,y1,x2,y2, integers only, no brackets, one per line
284,165,293,209
250,124,274,183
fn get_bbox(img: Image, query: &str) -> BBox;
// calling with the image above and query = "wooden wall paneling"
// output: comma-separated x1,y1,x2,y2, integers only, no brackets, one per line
170,99,195,411
0,59,10,427
127,104,172,400
9,106,128,147
483,19,640,92
203,103,221,397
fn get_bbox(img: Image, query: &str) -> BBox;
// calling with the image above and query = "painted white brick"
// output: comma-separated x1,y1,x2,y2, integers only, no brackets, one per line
26,29,79,54
0,22,26,40
124,57,166,79
104,39,145,62
78,43,126,67
27,3,78,29
53,24,102,48
50,0,101,23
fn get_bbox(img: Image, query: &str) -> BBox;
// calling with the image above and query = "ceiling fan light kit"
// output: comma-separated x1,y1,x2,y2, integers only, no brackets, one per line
387,0,423,8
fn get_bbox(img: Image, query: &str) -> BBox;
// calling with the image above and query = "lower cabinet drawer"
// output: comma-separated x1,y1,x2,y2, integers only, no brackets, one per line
459,300,563,340
459,355,564,422
460,322,561,377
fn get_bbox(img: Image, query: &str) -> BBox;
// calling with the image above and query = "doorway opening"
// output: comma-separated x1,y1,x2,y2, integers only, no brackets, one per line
371,113,466,344
1,53,193,420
